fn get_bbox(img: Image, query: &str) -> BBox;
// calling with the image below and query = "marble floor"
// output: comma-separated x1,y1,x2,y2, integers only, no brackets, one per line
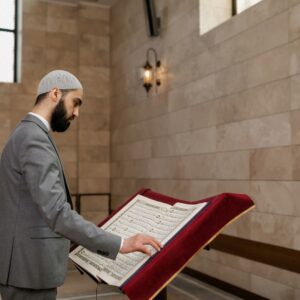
56,270,243,300
0,270,242,300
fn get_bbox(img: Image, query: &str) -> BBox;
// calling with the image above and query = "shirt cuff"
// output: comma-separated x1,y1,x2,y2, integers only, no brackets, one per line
119,238,124,252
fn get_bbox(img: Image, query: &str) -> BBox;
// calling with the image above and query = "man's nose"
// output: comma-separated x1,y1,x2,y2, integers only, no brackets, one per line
73,107,79,118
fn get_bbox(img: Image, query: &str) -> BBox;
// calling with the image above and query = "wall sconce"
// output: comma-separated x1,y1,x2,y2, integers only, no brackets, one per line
142,48,161,93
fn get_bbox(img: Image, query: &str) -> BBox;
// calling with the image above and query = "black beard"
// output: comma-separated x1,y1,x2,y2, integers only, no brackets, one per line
50,99,72,132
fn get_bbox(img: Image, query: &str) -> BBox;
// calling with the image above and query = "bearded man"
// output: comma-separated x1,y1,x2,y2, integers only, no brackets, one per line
0,70,160,300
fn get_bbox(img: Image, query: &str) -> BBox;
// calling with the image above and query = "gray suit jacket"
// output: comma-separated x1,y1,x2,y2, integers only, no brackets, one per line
0,114,121,289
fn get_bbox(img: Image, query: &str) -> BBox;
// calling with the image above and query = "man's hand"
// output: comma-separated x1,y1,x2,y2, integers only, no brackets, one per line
120,234,162,256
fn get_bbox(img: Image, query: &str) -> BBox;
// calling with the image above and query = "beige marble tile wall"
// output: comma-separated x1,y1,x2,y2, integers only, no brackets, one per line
0,0,111,220
77,4,111,197
110,0,300,298
200,0,232,34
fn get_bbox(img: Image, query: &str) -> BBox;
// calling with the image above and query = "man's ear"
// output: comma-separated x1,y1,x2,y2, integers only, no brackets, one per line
49,88,61,104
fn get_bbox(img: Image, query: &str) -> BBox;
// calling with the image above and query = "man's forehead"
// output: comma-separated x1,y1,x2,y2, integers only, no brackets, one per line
70,89,83,97
68,89,83,101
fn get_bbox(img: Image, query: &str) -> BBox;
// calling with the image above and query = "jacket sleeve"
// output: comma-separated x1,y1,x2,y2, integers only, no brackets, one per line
20,129,121,260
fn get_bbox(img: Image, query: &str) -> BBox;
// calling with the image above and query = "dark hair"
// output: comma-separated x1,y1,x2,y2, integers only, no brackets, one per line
34,89,76,105
35,92,48,105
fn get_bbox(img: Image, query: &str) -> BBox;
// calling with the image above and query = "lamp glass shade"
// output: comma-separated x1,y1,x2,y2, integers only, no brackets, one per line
143,61,153,85
144,69,152,82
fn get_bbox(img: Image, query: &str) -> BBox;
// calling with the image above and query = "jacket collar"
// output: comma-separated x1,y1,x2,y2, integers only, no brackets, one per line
22,113,49,134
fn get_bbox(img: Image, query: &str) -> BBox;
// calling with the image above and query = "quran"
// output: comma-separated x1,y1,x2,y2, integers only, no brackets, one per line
69,188,255,300
70,194,207,286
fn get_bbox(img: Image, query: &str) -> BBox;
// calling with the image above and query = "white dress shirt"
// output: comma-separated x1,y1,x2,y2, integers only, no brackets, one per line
28,112,50,132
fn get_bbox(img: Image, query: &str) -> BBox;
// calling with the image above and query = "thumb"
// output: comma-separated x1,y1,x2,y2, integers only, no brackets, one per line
140,245,152,256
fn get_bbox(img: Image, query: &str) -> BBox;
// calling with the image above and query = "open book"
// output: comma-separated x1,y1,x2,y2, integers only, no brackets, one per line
69,194,208,286
69,188,254,300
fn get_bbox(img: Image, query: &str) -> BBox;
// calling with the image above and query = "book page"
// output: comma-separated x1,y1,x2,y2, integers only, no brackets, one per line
69,194,208,287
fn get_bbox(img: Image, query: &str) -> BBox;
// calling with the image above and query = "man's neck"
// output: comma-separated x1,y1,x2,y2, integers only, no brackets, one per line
31,107,52,124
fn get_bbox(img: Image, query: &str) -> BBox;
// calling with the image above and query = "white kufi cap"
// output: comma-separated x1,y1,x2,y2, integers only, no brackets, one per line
37,70,83,95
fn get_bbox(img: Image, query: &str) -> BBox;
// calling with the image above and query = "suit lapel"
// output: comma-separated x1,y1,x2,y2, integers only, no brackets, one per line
46,134,74,210
22,114,74,209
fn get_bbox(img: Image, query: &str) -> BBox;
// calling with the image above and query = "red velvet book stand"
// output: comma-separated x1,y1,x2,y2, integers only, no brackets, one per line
96,188,255,300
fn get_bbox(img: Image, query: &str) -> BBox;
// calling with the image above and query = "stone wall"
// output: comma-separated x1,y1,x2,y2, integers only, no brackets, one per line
0,0,111,222
110,0,300,298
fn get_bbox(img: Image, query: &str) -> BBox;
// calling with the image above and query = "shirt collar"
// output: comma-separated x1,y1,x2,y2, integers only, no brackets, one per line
28,112,50,132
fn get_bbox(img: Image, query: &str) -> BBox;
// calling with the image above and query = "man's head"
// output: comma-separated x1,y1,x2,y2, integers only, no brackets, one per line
35,70,83,132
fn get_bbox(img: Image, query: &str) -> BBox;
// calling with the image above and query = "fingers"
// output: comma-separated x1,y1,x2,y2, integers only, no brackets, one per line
138,236,161,256
143,236,161,252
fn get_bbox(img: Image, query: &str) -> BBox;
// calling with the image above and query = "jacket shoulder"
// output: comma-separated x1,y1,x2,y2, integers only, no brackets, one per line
14,121,49,144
